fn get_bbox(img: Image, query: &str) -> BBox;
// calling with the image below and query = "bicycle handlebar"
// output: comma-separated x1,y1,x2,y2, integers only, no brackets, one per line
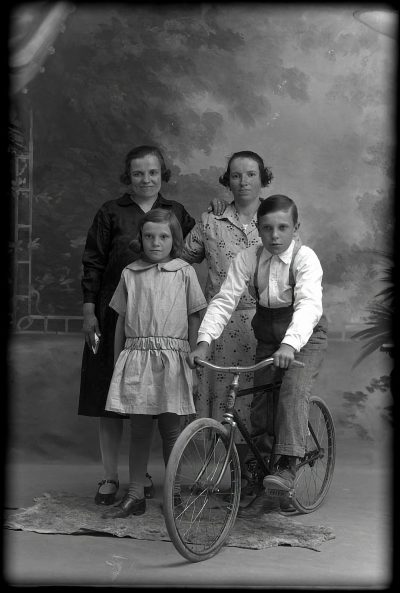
194,357,305,374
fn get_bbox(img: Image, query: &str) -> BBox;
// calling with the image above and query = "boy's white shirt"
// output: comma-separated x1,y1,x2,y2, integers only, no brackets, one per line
197,240,323,353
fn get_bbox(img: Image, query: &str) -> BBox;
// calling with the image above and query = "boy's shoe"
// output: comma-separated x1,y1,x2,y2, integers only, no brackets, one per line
279,497,296,513
102,495,146,519
263,455,297,495
94,479,119,506
237,493,280,518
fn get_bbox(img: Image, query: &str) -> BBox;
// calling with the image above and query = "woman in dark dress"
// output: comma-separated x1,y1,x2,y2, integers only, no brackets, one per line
79,145,223,505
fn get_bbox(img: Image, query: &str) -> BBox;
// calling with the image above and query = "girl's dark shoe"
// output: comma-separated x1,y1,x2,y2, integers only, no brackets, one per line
94,479,119,506
102,495,146,519
144,473,154,499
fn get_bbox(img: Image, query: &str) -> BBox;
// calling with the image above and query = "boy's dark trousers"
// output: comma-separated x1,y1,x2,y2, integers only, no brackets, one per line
250,303,328,459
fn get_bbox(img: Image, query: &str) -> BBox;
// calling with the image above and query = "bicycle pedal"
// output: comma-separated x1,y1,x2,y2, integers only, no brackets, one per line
265,488,287,498
264,487,295,498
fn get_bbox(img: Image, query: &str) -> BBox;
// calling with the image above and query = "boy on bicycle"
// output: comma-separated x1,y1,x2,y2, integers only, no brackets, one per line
189,194,327,516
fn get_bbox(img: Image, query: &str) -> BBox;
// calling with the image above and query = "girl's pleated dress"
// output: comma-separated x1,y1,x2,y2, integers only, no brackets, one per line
105,258,207,416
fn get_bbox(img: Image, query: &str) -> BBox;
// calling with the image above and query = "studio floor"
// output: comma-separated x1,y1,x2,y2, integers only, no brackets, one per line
3,335,395,588
3,436,393,589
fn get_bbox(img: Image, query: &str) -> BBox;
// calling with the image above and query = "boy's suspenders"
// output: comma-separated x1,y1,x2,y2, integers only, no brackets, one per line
253,240,302,305
288,240,302,303
253,246,264,302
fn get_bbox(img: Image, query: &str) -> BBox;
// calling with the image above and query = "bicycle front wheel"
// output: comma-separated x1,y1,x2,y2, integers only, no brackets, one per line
163,418,241,562
292,396,336,513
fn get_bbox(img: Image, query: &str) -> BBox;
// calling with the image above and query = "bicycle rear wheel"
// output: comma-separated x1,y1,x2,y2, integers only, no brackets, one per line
291,396,336,513
163,417,241,562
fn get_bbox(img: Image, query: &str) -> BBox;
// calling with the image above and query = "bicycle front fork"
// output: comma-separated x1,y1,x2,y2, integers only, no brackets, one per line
213,414,238,491
209,375,240,492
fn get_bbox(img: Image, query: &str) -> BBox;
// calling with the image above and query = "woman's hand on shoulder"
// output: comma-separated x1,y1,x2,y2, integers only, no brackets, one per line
207,198,229,216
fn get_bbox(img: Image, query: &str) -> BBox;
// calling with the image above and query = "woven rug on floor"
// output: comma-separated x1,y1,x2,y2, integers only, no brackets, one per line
4,491,335,552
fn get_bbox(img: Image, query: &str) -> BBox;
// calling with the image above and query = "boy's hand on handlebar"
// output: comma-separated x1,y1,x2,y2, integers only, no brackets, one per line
273,344,296,369
188,342,210,369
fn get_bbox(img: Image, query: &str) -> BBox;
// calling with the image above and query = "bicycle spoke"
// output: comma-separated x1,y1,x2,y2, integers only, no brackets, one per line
292,397,336,512
163,419,241,561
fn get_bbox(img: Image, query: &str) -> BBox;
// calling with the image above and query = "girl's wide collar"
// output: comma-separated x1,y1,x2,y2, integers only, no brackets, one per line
126,258,189,272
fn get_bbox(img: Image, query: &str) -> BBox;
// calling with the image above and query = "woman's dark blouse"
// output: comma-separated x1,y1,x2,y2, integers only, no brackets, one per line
82,192,195,304
78,192,195,417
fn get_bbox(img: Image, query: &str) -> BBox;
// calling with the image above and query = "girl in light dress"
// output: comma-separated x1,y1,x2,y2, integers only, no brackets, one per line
103,209,207,518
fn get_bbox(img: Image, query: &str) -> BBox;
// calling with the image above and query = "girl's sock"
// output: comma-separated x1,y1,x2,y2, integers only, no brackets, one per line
128,414,154,497
127,482,145,500
158,413,182,495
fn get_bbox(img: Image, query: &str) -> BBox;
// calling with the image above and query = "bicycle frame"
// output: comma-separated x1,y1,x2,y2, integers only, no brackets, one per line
193,356,322,491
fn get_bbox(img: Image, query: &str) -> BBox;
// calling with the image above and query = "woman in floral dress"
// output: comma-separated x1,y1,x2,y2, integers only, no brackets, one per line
182,150,273,479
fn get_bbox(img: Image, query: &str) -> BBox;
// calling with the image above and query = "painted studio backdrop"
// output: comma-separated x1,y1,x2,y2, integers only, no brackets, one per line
8,4,395,461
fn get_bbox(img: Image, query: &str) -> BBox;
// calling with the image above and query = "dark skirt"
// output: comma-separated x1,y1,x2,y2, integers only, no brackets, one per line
78,292,129,418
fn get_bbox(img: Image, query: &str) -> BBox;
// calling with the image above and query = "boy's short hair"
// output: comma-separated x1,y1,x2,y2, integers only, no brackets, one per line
257,194,298,225
129,208,183,258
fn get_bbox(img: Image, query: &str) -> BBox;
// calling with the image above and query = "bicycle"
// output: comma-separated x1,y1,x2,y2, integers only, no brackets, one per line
163,356,336,562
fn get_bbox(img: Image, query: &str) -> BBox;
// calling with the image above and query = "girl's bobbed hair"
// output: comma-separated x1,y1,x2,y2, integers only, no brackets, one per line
120,145,172,185
257,194,299,225
219,150,273,188
129,208,183,258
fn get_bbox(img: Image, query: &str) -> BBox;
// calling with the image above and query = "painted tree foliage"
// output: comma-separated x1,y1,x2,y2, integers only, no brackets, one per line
12,5,394,319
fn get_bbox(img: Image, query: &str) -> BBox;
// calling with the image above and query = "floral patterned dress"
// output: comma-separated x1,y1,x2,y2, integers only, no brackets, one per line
182,202,262,443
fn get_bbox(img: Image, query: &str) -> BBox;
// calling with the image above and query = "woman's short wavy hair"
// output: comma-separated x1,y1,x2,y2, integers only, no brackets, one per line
129,208,183,258
219,150,273,188
120,145,171,185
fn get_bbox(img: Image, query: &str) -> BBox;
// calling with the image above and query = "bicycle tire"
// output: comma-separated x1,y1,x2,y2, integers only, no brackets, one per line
163,417,241,562
291,396,336,513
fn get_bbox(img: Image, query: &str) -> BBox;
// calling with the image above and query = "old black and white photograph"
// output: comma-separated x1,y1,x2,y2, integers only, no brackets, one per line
5,2,396,588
